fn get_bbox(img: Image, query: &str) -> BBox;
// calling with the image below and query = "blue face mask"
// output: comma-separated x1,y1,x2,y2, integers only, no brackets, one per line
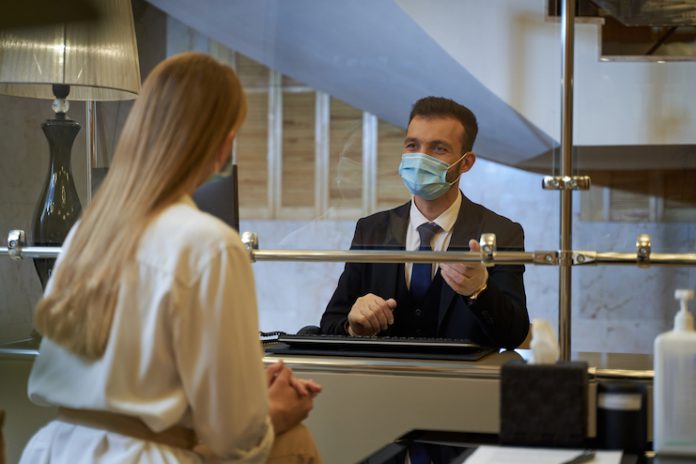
399,152,466,200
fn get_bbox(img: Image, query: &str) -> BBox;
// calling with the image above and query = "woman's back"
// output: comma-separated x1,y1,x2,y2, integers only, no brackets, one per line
22,52,319,464
24,198,274,463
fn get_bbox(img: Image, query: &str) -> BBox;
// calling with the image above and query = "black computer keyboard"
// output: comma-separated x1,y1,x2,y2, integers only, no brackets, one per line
276,333,483,354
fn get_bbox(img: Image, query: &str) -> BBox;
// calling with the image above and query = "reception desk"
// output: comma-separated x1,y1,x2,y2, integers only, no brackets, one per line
262,349,652,464
1,344,652,464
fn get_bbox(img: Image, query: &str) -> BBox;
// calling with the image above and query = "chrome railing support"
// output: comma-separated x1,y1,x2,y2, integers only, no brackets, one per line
559,0,577,361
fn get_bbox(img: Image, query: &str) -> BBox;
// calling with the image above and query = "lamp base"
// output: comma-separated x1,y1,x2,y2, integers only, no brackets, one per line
32,116,82,289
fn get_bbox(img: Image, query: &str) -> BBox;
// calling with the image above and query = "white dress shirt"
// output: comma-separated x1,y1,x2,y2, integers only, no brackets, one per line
21,196,273,464
405,191,462,287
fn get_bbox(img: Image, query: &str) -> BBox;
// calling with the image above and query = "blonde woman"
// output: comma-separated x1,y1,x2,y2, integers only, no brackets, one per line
20,52,321,464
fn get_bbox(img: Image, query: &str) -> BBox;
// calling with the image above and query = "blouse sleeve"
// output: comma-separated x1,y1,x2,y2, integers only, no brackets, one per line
171,240,273,463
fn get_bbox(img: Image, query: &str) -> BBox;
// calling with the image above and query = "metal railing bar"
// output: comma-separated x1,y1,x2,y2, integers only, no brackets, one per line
3,246,696,266
250,250,544,265
574,252,696,266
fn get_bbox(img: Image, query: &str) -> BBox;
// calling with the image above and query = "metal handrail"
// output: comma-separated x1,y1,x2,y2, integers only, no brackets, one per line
250,249,553,265
574,251,696,267
0,244,552,265
0,246,61,259
2,244,696,266
0,346,39,359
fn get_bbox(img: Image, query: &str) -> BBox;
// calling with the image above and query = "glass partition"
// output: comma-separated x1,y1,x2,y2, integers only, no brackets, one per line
156,16,564,337
569,29,696,353
1,1,694,356
574,164,696,354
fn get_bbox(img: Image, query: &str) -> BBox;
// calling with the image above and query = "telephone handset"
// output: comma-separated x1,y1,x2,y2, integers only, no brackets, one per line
260,331,286,344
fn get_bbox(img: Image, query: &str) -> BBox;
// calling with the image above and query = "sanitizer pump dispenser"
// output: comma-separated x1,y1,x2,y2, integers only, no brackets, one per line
654,289,696,456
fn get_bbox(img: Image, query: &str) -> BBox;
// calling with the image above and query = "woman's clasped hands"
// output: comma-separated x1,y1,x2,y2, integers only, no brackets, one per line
266,361,322,435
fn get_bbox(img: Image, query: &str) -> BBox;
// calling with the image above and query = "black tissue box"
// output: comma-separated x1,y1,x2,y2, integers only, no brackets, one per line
500,360,589,447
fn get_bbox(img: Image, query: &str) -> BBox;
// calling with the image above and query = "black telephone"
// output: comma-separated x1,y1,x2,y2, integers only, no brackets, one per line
259,331,286,344
260,325,322,344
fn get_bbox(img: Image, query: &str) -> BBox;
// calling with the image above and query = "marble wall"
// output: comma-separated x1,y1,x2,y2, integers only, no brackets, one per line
573,217,696,353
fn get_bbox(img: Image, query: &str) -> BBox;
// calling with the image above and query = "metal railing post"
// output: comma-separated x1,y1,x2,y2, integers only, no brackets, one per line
559,0,577,361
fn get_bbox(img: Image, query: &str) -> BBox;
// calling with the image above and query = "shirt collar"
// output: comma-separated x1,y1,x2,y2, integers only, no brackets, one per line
409,190,462,233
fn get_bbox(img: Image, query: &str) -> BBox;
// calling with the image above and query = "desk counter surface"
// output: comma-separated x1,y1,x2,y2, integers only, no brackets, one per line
263,347,654,380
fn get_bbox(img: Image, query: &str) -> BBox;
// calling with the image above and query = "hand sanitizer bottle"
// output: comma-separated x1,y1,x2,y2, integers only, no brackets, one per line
654,289,696,456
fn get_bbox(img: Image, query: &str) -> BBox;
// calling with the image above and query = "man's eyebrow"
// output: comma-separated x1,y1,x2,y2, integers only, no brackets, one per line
403,137,453,149
428,139,453,148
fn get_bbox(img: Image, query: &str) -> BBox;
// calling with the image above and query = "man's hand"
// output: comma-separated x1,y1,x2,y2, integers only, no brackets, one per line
440,239,488,297
347,293,397,336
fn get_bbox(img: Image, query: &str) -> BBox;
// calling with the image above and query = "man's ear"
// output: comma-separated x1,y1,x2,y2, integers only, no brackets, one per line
460,152,476,173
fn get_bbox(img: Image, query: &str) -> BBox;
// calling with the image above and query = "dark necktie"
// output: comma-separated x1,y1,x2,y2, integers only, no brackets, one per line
411,222,441,301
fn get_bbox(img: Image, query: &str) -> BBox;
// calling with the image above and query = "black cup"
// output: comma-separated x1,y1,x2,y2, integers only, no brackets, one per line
597,380,648,453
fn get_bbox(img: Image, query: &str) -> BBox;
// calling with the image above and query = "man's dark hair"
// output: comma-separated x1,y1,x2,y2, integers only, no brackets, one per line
408,96,478,152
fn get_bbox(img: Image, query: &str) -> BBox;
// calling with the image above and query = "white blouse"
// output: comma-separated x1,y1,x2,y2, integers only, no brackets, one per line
23,196,273,463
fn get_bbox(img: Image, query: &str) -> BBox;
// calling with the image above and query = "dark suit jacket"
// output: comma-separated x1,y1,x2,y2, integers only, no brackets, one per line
320,193,529,350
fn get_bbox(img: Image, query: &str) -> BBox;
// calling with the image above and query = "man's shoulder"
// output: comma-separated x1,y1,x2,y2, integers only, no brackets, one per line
350,201,410,247
462,196,522,231
356,201,410,227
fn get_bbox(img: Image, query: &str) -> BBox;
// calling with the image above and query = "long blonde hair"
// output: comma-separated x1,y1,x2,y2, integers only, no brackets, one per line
34,52,247,359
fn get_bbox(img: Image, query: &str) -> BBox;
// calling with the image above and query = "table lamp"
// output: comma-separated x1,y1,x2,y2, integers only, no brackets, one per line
0,0,141,289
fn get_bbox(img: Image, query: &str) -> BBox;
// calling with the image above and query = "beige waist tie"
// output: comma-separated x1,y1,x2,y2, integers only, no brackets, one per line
58,407,197,451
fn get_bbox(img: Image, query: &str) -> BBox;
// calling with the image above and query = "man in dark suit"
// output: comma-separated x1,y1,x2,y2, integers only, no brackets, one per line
320,97,529,350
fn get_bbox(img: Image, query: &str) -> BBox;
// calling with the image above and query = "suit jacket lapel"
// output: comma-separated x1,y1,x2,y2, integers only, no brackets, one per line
384,202,410,248
438,193,483,330
382,201,410,298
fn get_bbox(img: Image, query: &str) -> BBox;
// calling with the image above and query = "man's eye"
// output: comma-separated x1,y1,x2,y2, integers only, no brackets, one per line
404,143,416,150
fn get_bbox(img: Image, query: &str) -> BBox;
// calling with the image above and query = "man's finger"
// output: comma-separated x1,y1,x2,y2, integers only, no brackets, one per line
359,306,381,333
384,302,395,325
369,301,390,329
469,238,481,252
441,264,466,281
444,269,467,288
